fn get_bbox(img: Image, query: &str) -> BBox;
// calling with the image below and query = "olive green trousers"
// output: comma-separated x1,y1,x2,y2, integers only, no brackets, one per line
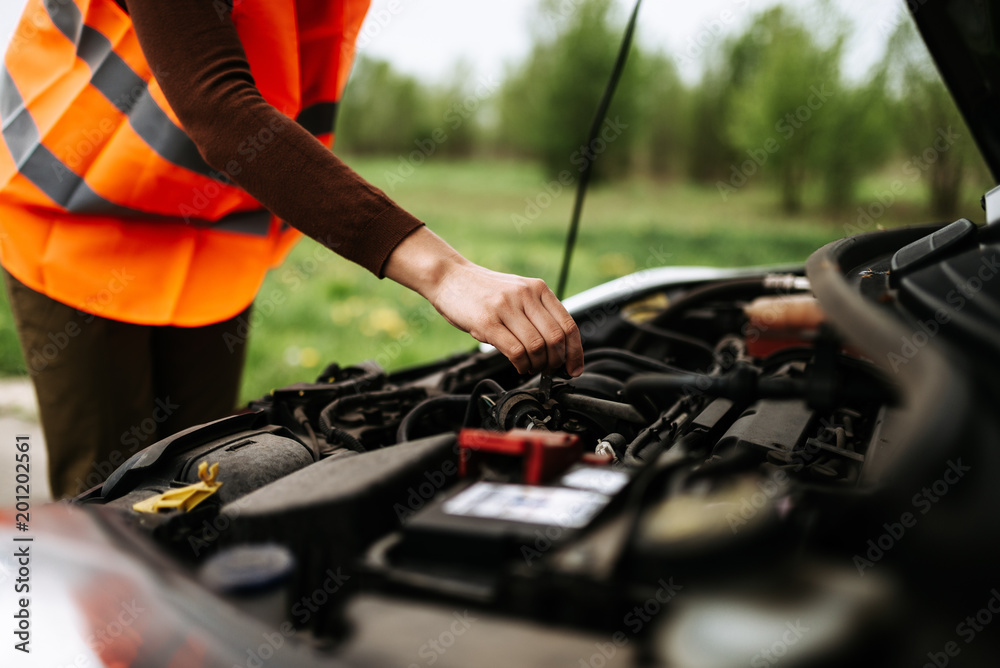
3,269,249,499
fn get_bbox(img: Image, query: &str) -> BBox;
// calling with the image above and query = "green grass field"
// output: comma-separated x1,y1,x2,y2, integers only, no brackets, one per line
0,157,968,404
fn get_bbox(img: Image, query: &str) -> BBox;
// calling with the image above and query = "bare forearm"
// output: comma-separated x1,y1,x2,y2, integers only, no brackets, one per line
385,228,585,377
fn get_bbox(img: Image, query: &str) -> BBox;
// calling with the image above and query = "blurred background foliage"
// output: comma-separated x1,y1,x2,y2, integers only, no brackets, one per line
338,0,992,212
0,0,996,401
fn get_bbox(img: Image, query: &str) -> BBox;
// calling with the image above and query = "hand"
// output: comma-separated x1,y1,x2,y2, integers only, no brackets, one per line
383,227,584,376
429,262,584,376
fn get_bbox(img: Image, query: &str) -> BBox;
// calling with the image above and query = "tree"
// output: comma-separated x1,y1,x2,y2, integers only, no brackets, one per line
814,68,895,211
336,56,434,156
687,67,739,183
628,50,689,178
723,7,842,213
497,0,639,181
424,61,487,160
810,1,895,211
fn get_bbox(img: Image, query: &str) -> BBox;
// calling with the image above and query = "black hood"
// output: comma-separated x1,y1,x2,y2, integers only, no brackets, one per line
910,0,1000,180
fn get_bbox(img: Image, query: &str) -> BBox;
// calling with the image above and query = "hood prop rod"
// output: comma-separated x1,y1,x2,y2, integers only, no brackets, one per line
555,0,644,300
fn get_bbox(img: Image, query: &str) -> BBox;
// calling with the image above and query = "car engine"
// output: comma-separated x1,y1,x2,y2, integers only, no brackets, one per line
56,216,1000,666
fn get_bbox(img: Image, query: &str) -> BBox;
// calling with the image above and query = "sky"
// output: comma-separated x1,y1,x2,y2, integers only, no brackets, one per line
0,0,907,84
354,0,906,84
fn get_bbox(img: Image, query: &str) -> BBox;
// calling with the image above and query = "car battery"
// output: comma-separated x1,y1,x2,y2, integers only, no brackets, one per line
387,428,636,571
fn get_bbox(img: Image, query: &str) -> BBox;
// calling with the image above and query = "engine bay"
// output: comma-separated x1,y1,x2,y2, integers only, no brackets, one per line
66,221,1000,667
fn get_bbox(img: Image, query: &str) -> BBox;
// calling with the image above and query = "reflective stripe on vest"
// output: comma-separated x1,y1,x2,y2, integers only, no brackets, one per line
0,0,347,232
0,0,369,326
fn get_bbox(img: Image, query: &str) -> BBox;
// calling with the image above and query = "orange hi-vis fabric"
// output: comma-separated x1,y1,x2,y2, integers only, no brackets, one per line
0,0,371,326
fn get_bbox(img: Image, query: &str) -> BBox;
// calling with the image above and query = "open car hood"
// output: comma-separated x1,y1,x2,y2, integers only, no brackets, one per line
911,0,1000,180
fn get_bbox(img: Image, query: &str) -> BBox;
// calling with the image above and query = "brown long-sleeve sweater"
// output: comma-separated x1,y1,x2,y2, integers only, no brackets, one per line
123,0,424,277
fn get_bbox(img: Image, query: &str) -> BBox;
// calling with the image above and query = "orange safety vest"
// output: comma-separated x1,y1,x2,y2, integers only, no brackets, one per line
0,0,370,326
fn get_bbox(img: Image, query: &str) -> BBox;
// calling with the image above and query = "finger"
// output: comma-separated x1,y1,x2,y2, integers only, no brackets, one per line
539,289,584,376
500,307,551,374
471,317,533,375
521,295,571,372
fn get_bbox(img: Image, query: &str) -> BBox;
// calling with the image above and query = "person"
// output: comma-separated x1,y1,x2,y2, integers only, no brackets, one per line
0,0,584,499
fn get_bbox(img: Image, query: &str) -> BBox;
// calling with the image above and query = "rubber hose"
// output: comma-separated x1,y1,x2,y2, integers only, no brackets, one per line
396,394,472,443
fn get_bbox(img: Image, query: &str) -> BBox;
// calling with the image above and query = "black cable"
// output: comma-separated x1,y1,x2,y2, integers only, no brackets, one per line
317,387,427,455
625,372,730,401
325,425,366,453
648,277,765,327
292,405,321,461
463,378,506,428
585,359,649,380
396,394,472,443
622,398,688,465
555,0,644,300
318,387,426,433
559,393,647,424
622,277,768,359
584,348,685,374
623,320,718,361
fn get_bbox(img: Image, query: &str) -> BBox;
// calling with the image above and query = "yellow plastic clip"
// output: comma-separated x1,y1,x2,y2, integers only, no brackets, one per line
132,462,224,514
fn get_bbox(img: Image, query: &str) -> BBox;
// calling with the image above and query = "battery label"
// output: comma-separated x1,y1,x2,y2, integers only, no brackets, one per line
559,467,630,495
443,482,610,528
